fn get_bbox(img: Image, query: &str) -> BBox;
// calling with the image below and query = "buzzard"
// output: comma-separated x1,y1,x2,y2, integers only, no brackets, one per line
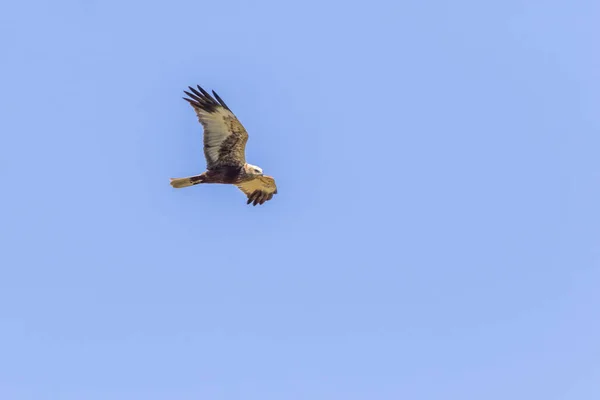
170,85,278,206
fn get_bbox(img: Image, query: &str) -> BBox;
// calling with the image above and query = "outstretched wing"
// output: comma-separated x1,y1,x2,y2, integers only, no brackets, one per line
236,176,278,206
183,85,248,169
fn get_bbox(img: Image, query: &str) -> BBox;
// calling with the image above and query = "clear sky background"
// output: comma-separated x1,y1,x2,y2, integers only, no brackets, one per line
1,0,599,399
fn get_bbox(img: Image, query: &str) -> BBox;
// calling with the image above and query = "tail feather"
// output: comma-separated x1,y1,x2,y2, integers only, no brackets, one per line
170,175,204,189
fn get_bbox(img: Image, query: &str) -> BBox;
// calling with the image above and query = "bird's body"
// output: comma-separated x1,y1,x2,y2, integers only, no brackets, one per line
170,85,278,206
171,165,252,186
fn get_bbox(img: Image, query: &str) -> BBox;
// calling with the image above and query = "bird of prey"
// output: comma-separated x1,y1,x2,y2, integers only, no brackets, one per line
170,85,278,206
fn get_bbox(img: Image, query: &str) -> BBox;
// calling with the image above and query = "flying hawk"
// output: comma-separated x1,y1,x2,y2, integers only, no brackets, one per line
170,85,278,206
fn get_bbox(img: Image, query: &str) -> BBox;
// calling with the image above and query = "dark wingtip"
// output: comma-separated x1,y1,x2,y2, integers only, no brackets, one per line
188,86,203,98
212,90,230,110
196,85,212,98
183,90,196,99
183,85,221,112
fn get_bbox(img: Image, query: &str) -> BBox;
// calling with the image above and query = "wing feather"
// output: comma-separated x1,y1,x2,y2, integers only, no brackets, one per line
183,85,248,169
236,176,278,206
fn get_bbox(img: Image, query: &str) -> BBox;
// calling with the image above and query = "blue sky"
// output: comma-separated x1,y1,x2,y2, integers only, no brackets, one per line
1,0,599,398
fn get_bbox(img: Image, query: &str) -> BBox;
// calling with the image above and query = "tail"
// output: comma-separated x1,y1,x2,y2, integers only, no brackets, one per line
169,174,205,189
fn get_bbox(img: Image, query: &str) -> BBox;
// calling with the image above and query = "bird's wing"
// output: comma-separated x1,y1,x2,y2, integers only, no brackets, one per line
236,175,278,206
183,85,248,169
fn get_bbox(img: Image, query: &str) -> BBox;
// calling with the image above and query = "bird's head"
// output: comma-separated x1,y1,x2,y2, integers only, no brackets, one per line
245,163,263,176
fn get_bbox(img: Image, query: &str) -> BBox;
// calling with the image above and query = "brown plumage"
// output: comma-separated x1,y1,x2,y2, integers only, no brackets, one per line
170,85,278,206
